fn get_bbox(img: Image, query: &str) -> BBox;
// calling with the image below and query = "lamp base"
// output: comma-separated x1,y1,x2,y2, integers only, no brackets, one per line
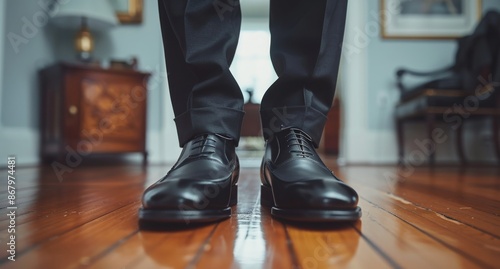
75,18,94,63
77,51,92,62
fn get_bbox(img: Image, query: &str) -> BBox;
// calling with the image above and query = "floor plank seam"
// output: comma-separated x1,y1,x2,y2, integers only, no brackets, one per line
353,184,500,239
393,183,500,216
360,196,493,268
79,229,140,268
0,188,139,220
185,223,220,269
0,200,141,265
283,225,301,269
383,190,500,239
0,195,141,233
240,193,262,241
351,218,403,269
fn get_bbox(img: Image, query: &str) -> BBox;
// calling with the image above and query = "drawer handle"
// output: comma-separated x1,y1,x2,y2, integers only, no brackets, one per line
69,105,78,115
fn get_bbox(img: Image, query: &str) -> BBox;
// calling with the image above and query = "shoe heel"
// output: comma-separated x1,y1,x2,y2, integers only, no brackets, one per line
260,185,275,207
229,184,238,206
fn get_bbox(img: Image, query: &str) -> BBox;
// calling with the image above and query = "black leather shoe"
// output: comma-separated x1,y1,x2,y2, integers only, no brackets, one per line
260,128,361,222
139,134,239,224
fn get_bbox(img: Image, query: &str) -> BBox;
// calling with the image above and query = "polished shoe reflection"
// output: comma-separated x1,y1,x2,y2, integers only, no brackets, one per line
1,162,498,268
138,169,363,269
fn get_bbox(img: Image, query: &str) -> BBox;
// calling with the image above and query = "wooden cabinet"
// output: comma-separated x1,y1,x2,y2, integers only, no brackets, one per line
241,102,261,137
39,62,150,164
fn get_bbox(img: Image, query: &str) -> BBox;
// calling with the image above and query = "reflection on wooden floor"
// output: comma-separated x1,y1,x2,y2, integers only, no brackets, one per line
0,159,499,269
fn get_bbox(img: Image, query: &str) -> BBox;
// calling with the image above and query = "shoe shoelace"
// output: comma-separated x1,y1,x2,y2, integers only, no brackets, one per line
285,128,314,158
189,135,217,158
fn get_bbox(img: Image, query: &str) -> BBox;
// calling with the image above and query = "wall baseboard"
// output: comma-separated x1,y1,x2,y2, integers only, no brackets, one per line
342,125,496,165
0,127,39,166
0,127,182,168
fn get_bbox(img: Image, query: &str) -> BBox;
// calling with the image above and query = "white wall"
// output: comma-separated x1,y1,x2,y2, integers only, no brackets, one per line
0,1,5,114
0,0,52,165
0,0,180,166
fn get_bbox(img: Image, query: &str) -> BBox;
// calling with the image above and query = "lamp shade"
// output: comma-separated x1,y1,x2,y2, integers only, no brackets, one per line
51,0,118,30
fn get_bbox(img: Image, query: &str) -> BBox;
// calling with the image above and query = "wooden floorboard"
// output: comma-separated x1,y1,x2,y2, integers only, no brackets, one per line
0,162,499,269
285,221,393,268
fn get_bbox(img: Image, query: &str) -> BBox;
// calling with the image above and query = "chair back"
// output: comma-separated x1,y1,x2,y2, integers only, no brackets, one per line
454,10,500,103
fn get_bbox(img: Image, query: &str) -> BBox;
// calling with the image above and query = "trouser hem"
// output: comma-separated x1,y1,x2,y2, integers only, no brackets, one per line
175,107,245,147
260,106,327,147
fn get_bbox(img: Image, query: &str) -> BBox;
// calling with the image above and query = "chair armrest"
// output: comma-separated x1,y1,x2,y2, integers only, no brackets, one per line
396,65,454,92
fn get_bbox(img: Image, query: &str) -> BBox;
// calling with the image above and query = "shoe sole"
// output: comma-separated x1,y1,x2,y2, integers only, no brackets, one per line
138,185,237,224
260,184,362,222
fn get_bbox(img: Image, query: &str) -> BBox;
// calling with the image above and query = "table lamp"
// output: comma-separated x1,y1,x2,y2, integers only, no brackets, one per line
51,0,118,62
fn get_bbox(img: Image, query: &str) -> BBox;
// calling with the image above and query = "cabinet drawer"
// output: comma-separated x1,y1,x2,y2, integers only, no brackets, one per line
76,77,146,153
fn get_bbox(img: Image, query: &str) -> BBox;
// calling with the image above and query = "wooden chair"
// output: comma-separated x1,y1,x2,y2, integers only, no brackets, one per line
395,11,500,165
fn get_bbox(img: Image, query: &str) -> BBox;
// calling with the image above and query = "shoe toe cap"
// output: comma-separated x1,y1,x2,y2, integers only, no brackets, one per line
307,181,358,209
273,179,359,210
142,179,231,210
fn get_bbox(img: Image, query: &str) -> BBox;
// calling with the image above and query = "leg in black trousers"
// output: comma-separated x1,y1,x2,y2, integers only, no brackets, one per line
140,0,360,224
261,0,360,222
262,0,347,145
158,0,244,147
158,0,346,146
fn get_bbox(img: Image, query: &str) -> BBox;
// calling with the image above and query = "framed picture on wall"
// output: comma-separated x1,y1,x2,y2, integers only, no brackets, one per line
110,0,144,24
380,0,482,39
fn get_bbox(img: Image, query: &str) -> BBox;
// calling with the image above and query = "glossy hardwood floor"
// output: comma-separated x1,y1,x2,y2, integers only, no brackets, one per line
0,158,499,269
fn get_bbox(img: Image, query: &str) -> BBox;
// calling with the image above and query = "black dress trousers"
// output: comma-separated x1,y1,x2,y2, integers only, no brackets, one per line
158,0,348,147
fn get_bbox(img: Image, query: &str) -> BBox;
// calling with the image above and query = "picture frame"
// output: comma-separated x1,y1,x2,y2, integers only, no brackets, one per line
380,0,482,39
110,0,144,24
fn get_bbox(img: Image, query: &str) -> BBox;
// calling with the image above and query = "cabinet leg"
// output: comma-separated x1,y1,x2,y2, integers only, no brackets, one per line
426,114,436,166
493,116,500,163
396,118,404,165
455,122,466,165
40,154,51,165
